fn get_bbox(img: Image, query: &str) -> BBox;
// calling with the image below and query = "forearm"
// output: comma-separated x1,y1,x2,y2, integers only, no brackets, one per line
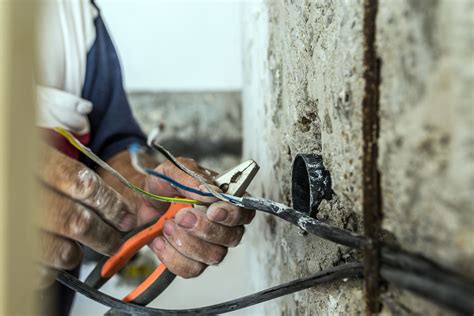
99,150,159,210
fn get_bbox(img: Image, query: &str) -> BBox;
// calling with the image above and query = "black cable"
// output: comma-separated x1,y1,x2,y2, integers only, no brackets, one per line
57,263,364,315
381,267,474,314
241,197,366,249
240,197,474,314
57,195,474,315
58,261,474,315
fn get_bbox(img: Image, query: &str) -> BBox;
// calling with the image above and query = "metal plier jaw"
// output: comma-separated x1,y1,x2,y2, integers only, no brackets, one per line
87,159,259,315
215,159,260,196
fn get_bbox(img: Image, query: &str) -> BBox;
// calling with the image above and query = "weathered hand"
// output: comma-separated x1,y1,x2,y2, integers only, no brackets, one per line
137,157,255,278
37,147,136,273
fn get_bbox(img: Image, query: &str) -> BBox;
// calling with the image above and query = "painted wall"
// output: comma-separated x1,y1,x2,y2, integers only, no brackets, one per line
96,0,243,91
242,0,473,314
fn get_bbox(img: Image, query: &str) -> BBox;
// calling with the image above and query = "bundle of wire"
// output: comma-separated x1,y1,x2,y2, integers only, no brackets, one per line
128,143,241,204
54,128,474,315
53,127,203,205
53,127,240,205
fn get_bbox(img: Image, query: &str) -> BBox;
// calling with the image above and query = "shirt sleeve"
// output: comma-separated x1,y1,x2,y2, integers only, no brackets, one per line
80,4,146,167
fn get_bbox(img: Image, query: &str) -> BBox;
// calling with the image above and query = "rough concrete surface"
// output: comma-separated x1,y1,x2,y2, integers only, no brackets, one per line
129,91,242,171
377,1,474,314
242,0,473,314
242,1,365,314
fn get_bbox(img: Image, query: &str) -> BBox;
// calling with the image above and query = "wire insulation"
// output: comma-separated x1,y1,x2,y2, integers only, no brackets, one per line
57,263,364,315
147,134,232,203
129,142,241,204
53,127,202,205
53,127,474,315
128,143,214,198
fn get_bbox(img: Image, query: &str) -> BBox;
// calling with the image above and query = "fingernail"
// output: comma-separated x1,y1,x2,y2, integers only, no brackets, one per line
163,221,174,236
154,238,165,251
209,208,228,222
178,211,197,228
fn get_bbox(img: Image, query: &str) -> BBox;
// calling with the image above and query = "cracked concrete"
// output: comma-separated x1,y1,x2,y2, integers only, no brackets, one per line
242,0,473,314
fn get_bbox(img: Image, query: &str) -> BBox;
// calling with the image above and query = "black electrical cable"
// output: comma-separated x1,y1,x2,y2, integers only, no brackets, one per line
57,195,474,315
58,261,474,315
241,197,366,249
240,197,474,314
380,267,474,314
57,127,473,313
57,263,364,315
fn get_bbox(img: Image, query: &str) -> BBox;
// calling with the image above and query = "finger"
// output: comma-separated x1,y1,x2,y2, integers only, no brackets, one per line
162,220,227,265
206,201,256,227
149,158,220,203
38,147,136,231
174,208,244,247
38,231,82,270
136,200,164,226
39,188,122,255
35,265,58,289
151,237,206,279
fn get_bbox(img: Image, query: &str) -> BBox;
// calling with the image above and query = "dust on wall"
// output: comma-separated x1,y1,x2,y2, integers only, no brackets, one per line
242,0,473,314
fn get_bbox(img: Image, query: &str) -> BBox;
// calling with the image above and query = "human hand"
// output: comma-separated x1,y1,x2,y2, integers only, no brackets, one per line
37,147,136,280
137,157,255,278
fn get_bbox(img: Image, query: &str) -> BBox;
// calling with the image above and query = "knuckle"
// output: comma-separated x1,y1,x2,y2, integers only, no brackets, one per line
209,247,227,265
181,263,205,279
102,238,120,255
158,160,173,171
69,207,94,237
74,168,100,200
247,209,256,221
36,266,57,289
229,226,245,247
58,242,81,269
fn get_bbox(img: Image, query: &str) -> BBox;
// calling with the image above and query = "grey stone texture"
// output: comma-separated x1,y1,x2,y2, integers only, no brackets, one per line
128,91,242,171
242,0,473,314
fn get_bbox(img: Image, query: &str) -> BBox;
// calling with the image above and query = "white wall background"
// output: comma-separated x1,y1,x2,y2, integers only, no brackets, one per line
97,0,243,91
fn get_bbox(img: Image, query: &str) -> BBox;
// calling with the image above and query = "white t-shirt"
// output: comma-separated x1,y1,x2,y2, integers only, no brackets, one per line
36,0,98,136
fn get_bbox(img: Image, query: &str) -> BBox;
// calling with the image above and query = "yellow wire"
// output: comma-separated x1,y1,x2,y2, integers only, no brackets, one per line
53,127,201,205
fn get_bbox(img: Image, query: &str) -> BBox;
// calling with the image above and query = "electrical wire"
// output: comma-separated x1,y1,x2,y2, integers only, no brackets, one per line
129,142,241,204
57,263,364,316
57,260,474,315
146,128,233,203
53,127,203,205
128,143,214,198
53,127,474,315
52,188,474,315
56,191,474,315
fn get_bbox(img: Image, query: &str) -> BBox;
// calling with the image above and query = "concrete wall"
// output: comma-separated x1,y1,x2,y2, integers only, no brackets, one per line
242,0,473,314
129,91,242,171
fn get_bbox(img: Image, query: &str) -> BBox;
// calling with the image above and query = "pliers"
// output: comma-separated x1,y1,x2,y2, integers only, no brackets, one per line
84,159,259,312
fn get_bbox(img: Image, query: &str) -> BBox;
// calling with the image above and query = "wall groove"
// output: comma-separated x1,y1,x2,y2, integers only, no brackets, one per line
362,0,383,314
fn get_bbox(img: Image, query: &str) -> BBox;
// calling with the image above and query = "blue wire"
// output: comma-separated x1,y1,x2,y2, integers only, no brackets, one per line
128,142,142,154
129,143,240,203
143,168,214,197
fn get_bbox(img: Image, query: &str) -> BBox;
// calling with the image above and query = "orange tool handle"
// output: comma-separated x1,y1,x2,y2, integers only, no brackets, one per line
122,263,168,302
101,201,192,278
